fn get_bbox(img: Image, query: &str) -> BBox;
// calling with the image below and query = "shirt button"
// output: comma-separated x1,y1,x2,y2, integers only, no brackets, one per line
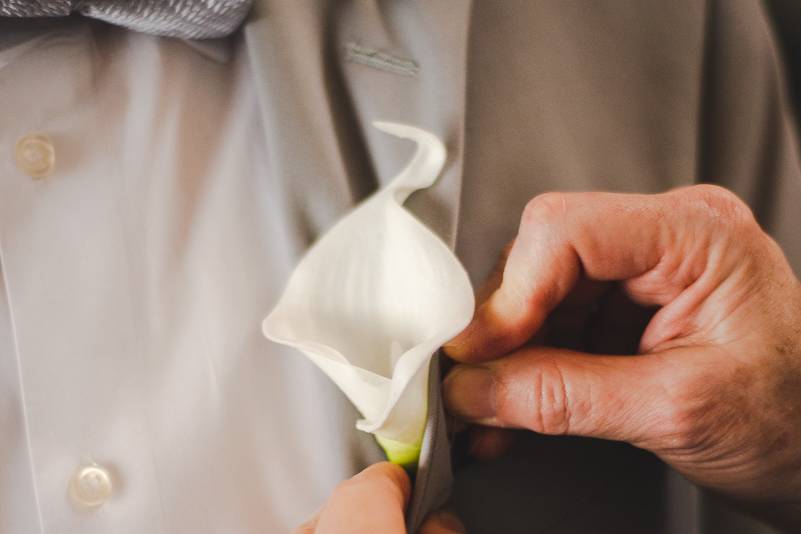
70,463,113,508
15,133,55,179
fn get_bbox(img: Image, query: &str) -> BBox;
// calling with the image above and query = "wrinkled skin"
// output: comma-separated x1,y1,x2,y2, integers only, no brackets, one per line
442,185,801,530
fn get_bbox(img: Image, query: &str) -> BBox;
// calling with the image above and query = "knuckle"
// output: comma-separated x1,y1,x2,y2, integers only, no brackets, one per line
498,358,572,435
685,184,757,232
522,192,570,228
656,372,717,453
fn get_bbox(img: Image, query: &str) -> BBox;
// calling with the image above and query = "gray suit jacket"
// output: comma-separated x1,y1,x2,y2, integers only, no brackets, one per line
242,1,801,532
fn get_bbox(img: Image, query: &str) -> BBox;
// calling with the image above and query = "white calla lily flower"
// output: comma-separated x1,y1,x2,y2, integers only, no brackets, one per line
262,122,475,466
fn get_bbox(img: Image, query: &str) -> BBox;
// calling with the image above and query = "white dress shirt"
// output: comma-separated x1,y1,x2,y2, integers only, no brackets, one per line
0,20,379,533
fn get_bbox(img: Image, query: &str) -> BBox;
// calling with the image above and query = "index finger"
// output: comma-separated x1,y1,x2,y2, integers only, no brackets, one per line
444,186,742,362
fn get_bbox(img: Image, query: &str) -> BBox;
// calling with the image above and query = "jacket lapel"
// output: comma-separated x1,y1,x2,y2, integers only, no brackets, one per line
245,1,473,530
334,6,474,528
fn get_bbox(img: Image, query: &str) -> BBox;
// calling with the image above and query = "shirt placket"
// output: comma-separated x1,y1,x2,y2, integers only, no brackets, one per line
0,24,164,534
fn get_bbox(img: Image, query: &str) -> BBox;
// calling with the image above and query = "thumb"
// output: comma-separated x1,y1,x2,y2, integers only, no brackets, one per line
311,462,410,534
443,346,674,444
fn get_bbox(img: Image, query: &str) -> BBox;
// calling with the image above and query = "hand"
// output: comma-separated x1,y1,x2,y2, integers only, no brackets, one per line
296,462,465,534
443,186,801,530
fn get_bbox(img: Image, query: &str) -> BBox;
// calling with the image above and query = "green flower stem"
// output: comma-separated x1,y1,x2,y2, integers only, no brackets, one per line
376,435,421,471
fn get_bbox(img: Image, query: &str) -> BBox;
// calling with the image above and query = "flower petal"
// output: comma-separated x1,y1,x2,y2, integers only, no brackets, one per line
263,123,475,451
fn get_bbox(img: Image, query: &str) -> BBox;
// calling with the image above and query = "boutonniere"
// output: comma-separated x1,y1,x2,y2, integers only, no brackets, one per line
263,123,475,468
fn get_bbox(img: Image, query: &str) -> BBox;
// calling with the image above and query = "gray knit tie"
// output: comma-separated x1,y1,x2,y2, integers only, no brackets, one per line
0,0,253,39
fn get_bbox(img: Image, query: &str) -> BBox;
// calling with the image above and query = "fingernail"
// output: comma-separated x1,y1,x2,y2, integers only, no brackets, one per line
443,366,496,420
443,320,476,356
442,328,470,354
436,510,466,533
